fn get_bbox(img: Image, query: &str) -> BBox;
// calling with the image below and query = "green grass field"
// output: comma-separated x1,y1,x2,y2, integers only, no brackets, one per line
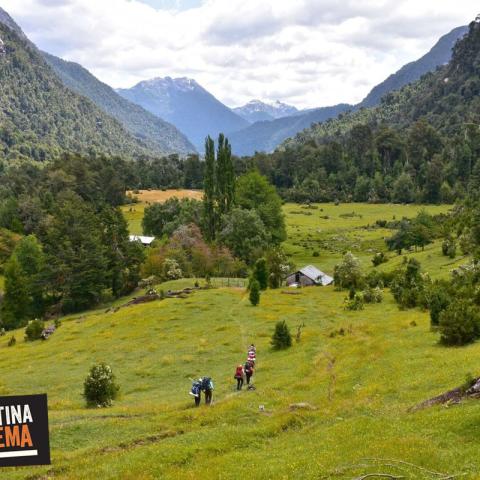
2,201,478,479
283,202,460,279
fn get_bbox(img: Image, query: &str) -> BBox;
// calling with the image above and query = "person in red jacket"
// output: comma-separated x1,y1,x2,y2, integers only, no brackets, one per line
234,364,244,390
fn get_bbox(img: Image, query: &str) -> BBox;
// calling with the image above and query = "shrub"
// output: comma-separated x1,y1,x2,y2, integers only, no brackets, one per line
428,284,451,327
83,363,120,407
363,286,383,304
345,293,364,311
442,237,457,259
391,258,427,309
334,252,363,290
249,279,260,306
7,336,16,347
312,251,320,257
24,319,45,342
271,321,292,350
372,252,388,267
162,258,182,280
439,301,480,346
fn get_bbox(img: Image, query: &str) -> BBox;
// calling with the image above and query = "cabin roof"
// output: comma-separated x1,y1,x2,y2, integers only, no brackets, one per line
296,265,333,285
129,235,155,245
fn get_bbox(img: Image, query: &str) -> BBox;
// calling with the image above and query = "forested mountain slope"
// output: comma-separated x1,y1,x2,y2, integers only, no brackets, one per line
358,25,468,108
0,21,157,162
43,53,195,156
229,103,352,156
240,18,480,204
230,25,467,157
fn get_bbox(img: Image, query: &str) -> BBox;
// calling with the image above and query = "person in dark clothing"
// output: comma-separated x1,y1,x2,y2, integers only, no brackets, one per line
234,364,244,390
201,377,214,405
244,361,254,385
190,379,202,407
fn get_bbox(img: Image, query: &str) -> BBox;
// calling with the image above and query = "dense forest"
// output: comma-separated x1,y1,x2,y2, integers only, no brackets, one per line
0,23,158,163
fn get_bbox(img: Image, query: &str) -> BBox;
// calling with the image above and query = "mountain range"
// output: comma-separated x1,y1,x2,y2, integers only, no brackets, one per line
233,100,299,123
227,25,468,156
117,77,248,151
0,7,194,161
0,5,471,162
42,53,195,156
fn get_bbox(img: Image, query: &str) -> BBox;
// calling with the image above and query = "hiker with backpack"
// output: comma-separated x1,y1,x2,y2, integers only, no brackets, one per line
244,361,254,385
201,377,214,405
190,379,202,407
234,364,245,390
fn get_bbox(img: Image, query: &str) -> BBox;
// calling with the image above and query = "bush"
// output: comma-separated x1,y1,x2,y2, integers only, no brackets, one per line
7,336,16,347
345,293,364,311
334,252,363,290
83,363,120,407
428,284,451,327
24,319,45,342
439,301,480,346
362,286,383,304
249,279,260,306
372,252,388,267
271,320,292,350
442,237,456,259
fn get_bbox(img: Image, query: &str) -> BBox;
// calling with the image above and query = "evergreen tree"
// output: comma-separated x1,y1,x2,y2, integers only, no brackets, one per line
1,255,30,330
271,320,292,350
249,279,260,306
203,136,216,240
216,134,228,216
13,235,45,318
253,257,268,290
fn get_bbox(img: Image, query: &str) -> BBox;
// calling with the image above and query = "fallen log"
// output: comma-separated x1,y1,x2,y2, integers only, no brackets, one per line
410,376,480,412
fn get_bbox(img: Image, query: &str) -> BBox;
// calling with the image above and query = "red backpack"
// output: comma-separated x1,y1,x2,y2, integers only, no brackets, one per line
235,366,244,377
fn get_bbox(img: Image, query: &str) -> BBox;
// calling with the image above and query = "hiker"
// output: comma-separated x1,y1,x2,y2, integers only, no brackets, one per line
190,379,202,407
234,364,244,390
248,344,256,354
244,361,254,385
201,377,214,405
247,350,256,366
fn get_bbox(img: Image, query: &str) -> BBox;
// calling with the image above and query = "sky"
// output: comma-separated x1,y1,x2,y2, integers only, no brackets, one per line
1,0,478,109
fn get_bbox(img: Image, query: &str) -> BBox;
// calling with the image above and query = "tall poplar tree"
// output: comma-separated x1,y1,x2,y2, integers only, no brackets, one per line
203,135,216,240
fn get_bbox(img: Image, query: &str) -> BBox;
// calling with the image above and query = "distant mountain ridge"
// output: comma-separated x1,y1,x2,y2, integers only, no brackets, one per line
117,77,249,150
358,25,469,108
229,25,468,156
233,99,299,123
42,53,195,156
228,103,352,156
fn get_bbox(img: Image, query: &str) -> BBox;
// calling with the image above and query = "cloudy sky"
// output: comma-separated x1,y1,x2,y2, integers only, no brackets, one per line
1,0,478,109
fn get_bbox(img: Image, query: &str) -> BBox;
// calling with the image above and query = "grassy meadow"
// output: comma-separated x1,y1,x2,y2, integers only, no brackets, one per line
2,199,479,479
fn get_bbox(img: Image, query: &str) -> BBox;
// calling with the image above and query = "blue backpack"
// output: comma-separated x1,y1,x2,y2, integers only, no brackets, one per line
201,377,213,391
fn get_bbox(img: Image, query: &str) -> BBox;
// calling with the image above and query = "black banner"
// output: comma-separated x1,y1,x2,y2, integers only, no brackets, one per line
0,394,50,467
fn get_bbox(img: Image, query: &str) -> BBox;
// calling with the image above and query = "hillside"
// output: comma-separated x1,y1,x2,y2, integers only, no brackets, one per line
358,25,468,108
117,77,249,151
283,19,480,151
1,238,479,479
229,25,466,157
229,103,352,156
0,22,157,162
233,99,299,123
42,53,195,156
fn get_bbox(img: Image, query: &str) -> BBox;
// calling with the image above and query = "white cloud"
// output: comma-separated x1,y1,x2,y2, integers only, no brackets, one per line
1,0,478,108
